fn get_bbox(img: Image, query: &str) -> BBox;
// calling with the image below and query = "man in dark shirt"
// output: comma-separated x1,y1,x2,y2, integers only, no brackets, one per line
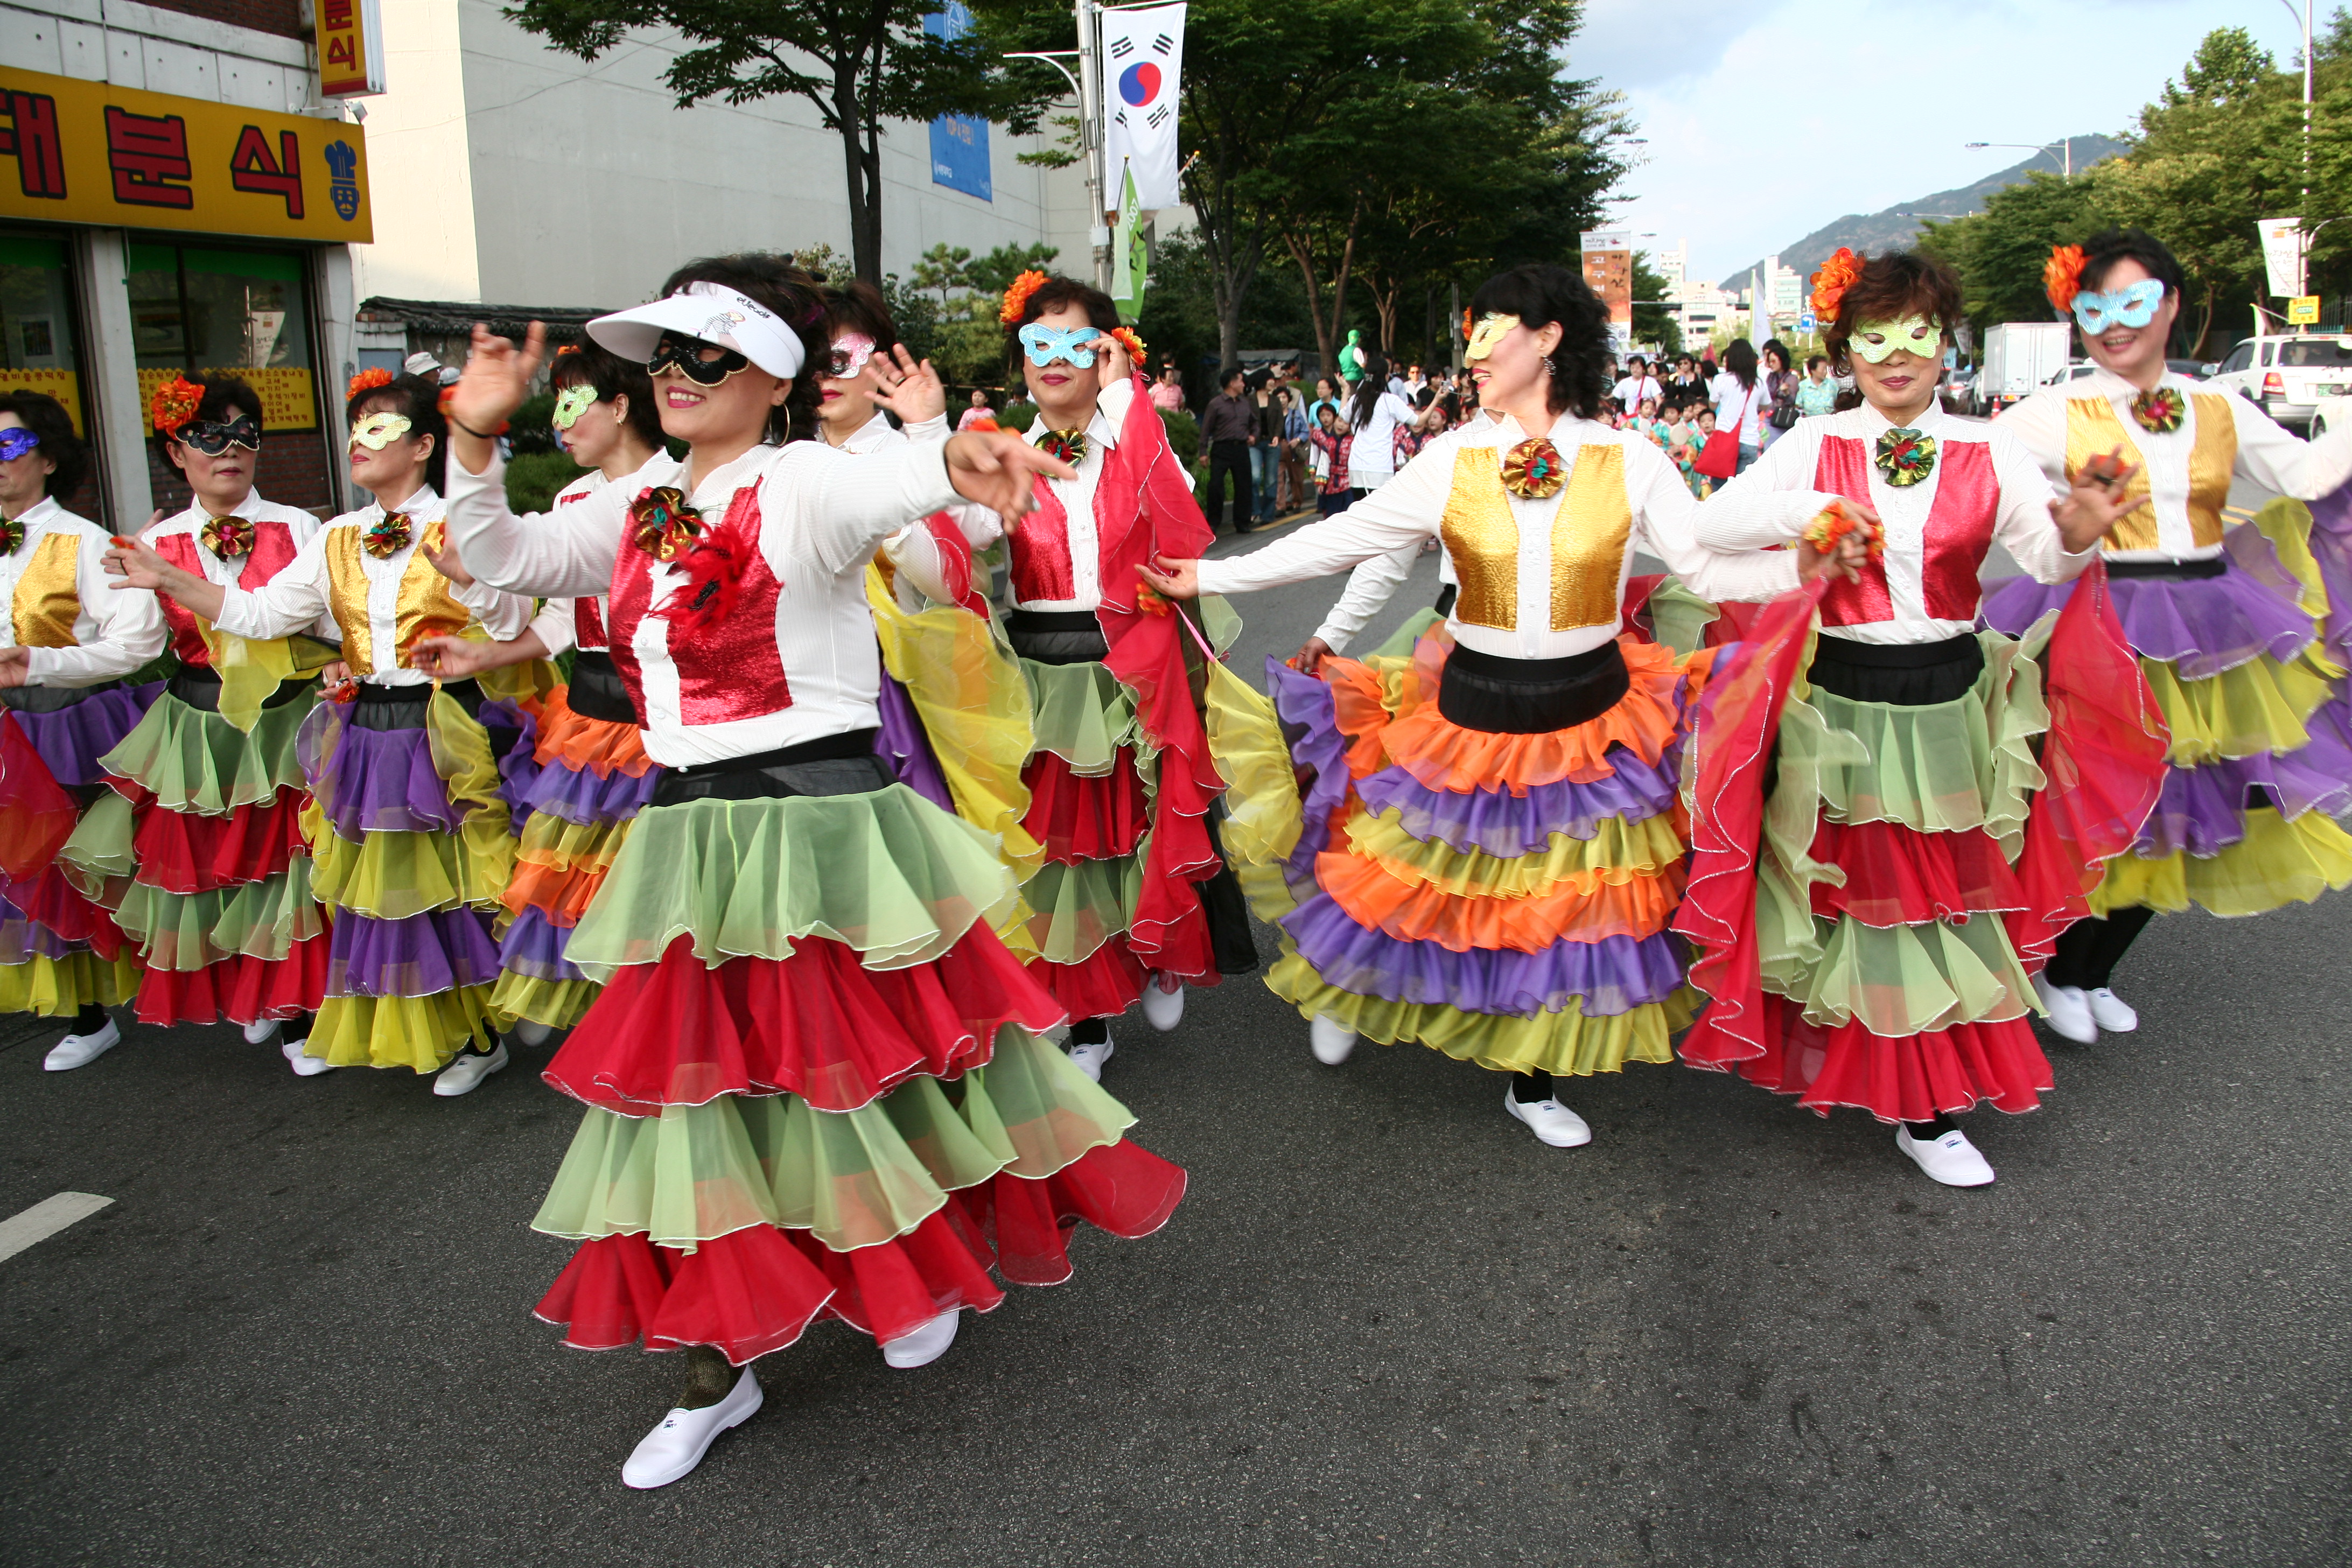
1199,368,1255,536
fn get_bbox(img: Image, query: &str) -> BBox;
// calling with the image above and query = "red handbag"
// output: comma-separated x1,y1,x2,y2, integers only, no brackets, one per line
1693,388,1747,480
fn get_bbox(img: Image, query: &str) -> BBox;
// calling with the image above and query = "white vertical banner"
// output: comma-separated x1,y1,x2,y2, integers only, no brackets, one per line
2257,217,2305,298
1100,3,1185,210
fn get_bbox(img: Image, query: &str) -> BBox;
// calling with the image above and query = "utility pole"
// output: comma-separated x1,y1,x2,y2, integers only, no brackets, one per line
2282,0,2314,294
1075,0,1112,291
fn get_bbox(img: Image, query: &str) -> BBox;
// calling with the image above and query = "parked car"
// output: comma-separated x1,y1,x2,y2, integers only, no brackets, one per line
2208,333,2352,431
2045,361,2101,387
1939,364,1976,412
2165,358,2209,382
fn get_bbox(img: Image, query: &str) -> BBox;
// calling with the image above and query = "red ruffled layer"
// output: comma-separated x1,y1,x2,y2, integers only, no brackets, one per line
954,1138,1189,1285
129,789,310,894
0,713,79,883
790,1207,1005,1343
535,1226,836,1366
1030,931,1150,1021
1807,821,2029,928
1683,993,2052,1123
545,927,1067,1115
132,933,331,1026
1021,748,1149,865
4,864,127,958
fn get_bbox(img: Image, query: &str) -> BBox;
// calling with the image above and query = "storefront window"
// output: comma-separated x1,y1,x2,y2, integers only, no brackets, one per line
0,229,91,437
128,240,319,432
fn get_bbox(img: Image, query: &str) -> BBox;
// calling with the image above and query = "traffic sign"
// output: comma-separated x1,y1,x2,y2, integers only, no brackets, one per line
2289,295,2320,326
1797,311,1817,333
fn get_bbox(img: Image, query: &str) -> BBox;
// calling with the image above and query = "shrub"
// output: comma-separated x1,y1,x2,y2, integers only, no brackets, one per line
507,393,559,456
1157,406,1200,468
999,400,1039,432
505,451,579,514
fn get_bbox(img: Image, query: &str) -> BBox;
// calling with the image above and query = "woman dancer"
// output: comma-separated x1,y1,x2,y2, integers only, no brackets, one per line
1983,229,2352,1042
1141,264,1856,1147
63,373,334,1071
437,254,1185,1489
107,373,535,1095
411,342,676,1049
0,391,165,1069
1675,249,2163,1187
961,272,1255,1081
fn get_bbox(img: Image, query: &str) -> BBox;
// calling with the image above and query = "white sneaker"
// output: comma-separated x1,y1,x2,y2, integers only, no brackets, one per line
880,1308,960,1369
512,1019,554,1047
1895,1124,1997,1187
1309,1016,1356,1065
1503,1090,1592,1148
42,1018,120,1072
242,1018,280,1045
2033,975,2097,1044
432,1041,509,1097
284,1036,335,1077
1140,974,1185,1032
2085,987,2138,1032
1065,1033,1114,1082
621,1367,763,1489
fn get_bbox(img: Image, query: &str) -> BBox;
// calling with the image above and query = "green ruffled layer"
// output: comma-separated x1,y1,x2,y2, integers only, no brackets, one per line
1644,578,1721,659
0,950,143,1016
57,790,136,905
1268,950,1694,1078
97,685,315,814
1762,911,2033,1036
488,969,600,1032
307,986,498,1073
1368,607,1445,661
1018,850,1143,965
113,859,324,969
532,1025,1132,1252
2091,806,2352,918
1023,657,1144,775
563,786,1021,979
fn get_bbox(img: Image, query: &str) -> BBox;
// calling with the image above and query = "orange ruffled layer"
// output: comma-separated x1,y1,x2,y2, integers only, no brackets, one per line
1324,635,1712,793
535,685,654,779
502,834,629,927
1317,848,1682,953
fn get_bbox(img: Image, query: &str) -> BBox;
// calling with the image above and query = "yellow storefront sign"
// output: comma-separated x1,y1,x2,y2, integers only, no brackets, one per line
0,66,371,243
0,368,85,434
138,367,318,433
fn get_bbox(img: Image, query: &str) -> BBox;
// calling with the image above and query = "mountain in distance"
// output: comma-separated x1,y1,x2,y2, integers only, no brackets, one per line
1716,134,2126,291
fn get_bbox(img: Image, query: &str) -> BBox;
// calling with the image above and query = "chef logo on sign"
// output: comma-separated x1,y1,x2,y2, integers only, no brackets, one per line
325,139,360,220
1110,30,1176,132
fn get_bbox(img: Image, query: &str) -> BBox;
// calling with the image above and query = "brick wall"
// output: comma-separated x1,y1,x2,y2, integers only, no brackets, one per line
140,0,310,43
146,432,339,521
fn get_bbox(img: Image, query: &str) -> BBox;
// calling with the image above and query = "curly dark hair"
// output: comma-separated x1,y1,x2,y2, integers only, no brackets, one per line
657,253,830,445
153,371,263,469
1468,264,1612,418
1821,251,1964,376
346,372,448,494
0,390,87,499
1002,275,1119,381
551,341,664,451
2078,227,2186,302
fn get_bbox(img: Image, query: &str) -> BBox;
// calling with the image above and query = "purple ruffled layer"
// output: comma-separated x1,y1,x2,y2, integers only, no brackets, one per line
2137,691,2352,857
1265,659,1350,882
15,682,161,789
298,701,460,839
1280,894,1688,1018
496,904,583,984
1980,550,2311,680
0,887,83,962
479,698,542,832
516,752,657,827
1354,744,1682,860
873,671,953,811
325,908,501,998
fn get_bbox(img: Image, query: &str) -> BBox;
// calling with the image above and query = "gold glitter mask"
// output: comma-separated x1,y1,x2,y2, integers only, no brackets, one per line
1466,313,1521,362
1850,317,1942,365
349,412,413,451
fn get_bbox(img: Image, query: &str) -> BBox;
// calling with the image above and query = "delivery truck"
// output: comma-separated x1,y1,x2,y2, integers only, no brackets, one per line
1977,321,2071,415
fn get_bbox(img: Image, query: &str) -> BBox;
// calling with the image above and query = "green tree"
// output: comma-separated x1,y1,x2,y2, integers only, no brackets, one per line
1632,252,1683,359
2161,26,2273,106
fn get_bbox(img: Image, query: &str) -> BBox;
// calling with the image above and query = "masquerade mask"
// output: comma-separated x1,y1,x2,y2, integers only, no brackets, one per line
349,412,412,451
2071,278,2165,335
827,332,877,381
1466,313,1520,362
0,427,40,463
1850,317,1942,365
551,385,597,431
1019,324,1100,368
647,331,751,386
177,416,261,456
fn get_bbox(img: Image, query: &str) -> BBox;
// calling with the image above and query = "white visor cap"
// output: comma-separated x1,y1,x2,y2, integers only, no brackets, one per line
587,281,809,380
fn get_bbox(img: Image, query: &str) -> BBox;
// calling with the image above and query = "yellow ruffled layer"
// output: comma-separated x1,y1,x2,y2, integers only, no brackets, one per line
2140,649,2335,766
306,805,516,920
1345,808,1686,899
307,985,499,1073
0,950,143,1016
488,969,599,1032
2090,806,2352,918
1267,951,1693,1078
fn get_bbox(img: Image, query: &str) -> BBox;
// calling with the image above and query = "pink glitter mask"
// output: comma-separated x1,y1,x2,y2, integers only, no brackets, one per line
827,333,877,381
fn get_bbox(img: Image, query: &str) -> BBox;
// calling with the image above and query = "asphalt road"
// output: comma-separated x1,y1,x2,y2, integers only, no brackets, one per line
2,523,2346,1567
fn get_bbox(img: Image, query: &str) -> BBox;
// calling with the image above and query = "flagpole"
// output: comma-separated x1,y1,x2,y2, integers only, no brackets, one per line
1075,0,1112,291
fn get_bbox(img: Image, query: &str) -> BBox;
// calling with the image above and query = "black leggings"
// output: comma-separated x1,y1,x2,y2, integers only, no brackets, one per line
2045,907,2155,990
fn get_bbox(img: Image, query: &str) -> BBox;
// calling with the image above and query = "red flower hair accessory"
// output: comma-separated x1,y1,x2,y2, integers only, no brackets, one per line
1109,325,1147,362
1809,248,1863,324
2044,244,2086,316
999,270,1050,325
347,366,395,399
150,374,203,436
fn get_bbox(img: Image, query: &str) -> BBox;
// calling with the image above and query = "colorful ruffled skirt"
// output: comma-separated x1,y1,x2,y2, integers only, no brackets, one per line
297,681,515,1070
527,760,1187,1364
1209,630,1708,1076
1678,571,2169,1123
488,657,656,1032
1980,503,2352,916
60,670,330,1027
0,683,157,1016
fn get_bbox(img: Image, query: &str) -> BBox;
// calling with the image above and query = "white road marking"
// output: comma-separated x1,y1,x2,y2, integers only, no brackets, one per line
0,1192,115,1262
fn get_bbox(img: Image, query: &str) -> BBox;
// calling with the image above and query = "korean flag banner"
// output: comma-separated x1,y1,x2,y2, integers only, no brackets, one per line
1100,2,1185,209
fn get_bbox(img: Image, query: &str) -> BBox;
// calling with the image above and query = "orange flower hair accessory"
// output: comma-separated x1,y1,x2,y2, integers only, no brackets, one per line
2044,244,2086,316
149,374,203,436
1109,325,1147,362
999,269,1050,325
1801,498,1885,559
1809,248,1863,324
347,366,394,400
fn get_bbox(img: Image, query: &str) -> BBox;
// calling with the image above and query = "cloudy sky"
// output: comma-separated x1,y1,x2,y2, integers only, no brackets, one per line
1584,0,2306,283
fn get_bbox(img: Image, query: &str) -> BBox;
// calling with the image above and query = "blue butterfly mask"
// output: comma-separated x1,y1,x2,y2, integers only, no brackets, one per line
1019,324,1100,368
2073,279,2165,335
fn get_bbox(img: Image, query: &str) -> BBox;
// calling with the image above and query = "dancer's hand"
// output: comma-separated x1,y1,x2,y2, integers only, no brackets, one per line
869,346,947,426
0,647,27,689
102,531,179,592
419,523,474,586
1294,636,1335,674
943,429,1072,521
1136,555,1200,600
408,636,496,677
448,321,545,473
2053,446,2141,554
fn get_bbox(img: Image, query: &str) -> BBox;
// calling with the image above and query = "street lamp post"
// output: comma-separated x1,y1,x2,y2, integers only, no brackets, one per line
2280,0,2315,295
1963,138,2074,178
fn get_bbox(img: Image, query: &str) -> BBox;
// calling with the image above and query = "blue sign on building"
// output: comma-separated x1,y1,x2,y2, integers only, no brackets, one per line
926,4,992,201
